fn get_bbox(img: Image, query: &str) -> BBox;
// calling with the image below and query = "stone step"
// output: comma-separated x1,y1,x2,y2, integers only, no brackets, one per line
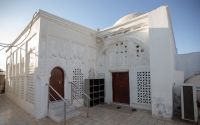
49,99,70,109
49,105,75,116
50,110,81,122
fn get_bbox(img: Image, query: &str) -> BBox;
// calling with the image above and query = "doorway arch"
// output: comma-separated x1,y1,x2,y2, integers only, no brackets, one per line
49,67,64,101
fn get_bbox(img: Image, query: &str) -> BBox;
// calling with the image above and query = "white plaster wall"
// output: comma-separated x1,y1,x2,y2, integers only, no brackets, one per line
129,28,149,46
173,71,184,112
149,6,176,119
96,10,151,110
96,19,151,110
176,52,200,80
5,16,40,119
36,10,97,118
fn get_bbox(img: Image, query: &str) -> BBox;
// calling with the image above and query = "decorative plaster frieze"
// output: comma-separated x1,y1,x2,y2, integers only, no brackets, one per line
38,10,97,35
97,37,149,69
38,32,47,74
41,18,96,48
100,26,148,42
99,37,149,56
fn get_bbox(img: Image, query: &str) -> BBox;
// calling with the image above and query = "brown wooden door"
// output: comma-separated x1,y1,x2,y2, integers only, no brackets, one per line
112,72,130,104
50,67,64,101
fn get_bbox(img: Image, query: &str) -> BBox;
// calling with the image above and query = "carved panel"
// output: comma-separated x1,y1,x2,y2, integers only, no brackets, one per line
12,77,16,95
49,36,68,60
26,75,34,104
20,44,25,75
29,52,35,75
39,33,47,74
98,55,106,69
135,44,149,66
96,73,105,79
21,76,24,99
16,77,19,97
72,68,83,100
99,40,149,69
10,77,12,93
20,57,25,75
137,72,151,104
110,41,130,68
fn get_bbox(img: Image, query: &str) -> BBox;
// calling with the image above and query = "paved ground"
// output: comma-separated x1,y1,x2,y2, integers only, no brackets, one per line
0,94,197,125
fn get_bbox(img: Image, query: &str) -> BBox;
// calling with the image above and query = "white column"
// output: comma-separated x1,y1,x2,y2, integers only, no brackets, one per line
149,6,176,119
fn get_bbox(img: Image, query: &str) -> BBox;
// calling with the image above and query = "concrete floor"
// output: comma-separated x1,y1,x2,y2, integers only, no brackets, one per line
0,94,197,125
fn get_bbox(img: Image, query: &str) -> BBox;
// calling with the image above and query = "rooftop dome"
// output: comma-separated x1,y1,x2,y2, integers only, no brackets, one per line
114,12,144,25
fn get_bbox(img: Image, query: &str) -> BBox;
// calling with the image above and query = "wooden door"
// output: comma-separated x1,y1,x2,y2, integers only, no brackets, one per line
112,72,130,104
50,67,64,101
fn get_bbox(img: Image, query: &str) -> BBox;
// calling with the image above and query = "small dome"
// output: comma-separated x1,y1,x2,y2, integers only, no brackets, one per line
114,12,144,25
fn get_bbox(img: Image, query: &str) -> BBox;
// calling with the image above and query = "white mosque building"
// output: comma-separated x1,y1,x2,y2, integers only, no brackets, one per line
5,6,199,121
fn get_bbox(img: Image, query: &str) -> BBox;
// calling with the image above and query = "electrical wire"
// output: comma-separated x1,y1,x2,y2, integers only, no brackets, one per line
0,12,38,52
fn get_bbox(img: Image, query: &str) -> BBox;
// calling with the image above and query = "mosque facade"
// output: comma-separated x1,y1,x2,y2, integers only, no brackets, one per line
5,6,184,119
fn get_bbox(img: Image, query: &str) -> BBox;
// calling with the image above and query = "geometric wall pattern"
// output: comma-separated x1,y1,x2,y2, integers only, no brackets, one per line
21,76,24,99
26,75,34,104
16,77,19,97
96,73,105,79
137,72,151,104
72,68,83,100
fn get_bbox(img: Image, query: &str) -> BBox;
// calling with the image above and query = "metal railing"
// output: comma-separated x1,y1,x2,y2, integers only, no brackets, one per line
46,83,68,125
70,82,91,117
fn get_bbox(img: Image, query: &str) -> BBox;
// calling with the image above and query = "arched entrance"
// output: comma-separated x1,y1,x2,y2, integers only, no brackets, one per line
49,67,64,101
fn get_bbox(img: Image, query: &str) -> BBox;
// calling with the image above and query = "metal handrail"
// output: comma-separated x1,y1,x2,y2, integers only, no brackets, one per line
71,82,91,100
46,83,69,106
72,95,87,110
49,93,58,103
70,82,90,117
46,83,68,125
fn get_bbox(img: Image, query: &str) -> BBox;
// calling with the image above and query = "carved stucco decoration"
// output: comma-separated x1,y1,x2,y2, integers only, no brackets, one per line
100,37,149,56
97,37,149,69
70,42,86,64
39,32,47,74
27,46,37,75
50,36,68,60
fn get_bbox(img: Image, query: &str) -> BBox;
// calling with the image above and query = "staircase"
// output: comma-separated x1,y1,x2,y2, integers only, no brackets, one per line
48,99,81,122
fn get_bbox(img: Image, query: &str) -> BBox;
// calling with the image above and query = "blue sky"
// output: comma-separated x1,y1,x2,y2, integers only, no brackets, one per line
0,0,200,70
